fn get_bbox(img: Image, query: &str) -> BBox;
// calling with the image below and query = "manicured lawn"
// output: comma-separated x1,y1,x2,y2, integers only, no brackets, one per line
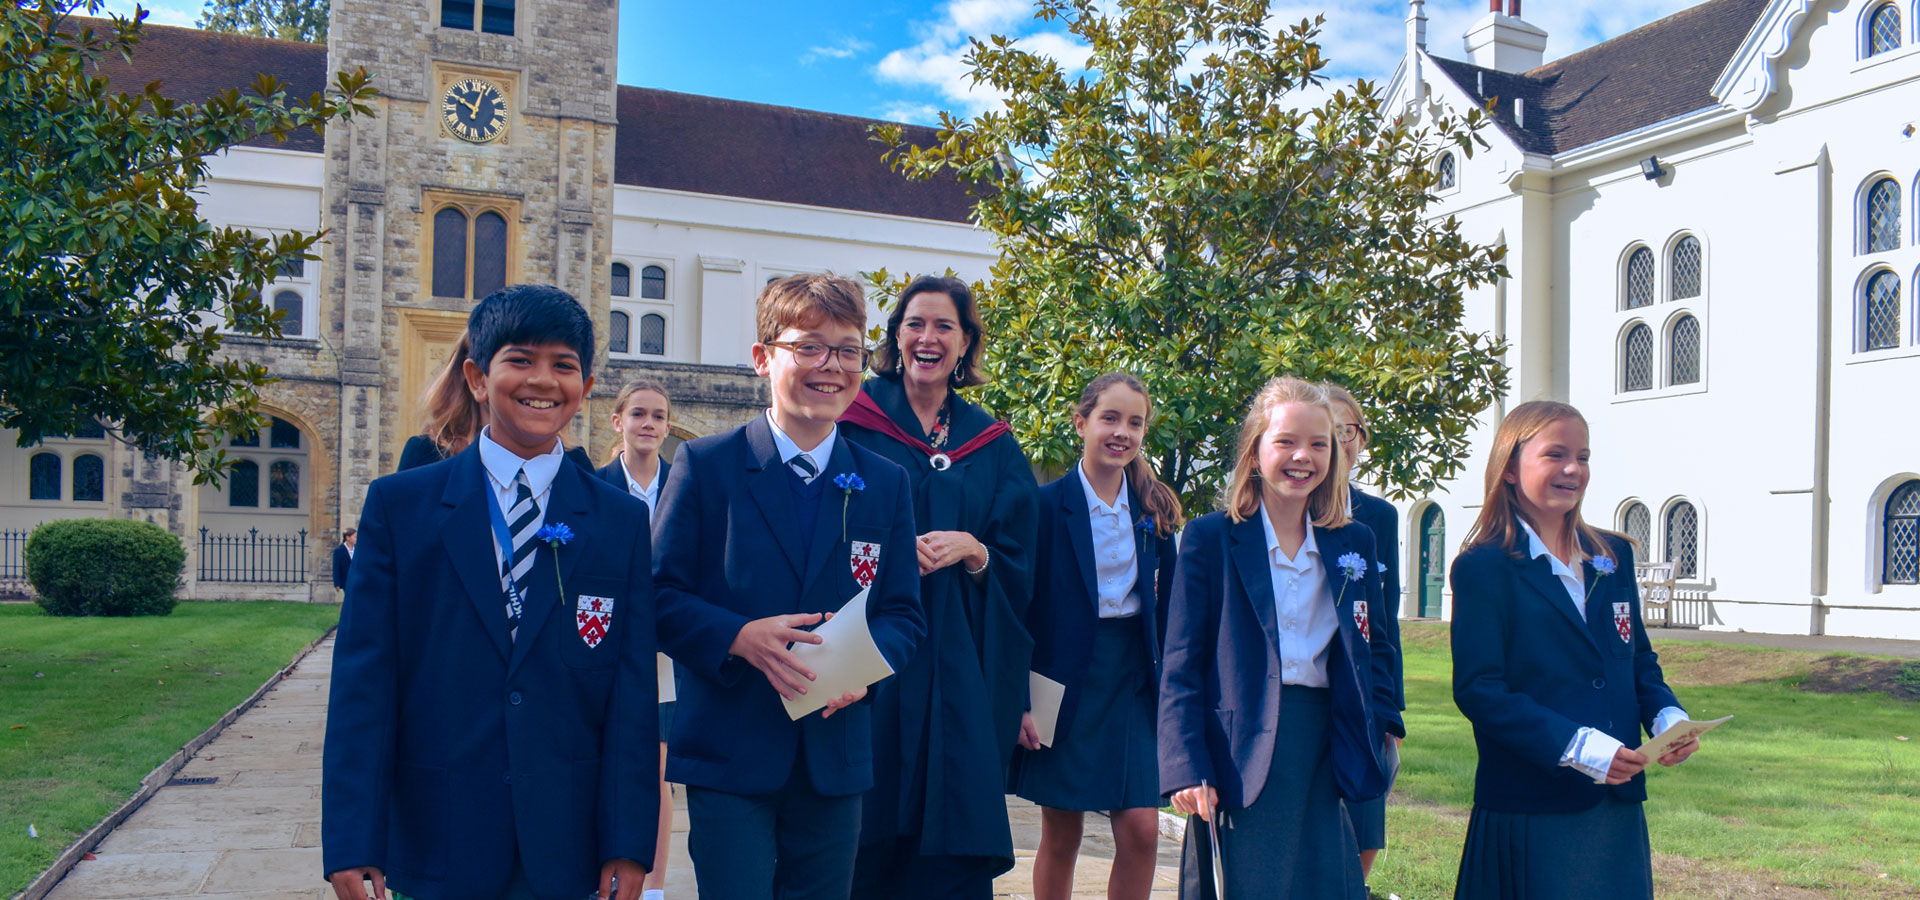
0,601,339,896
1370,624,1920,899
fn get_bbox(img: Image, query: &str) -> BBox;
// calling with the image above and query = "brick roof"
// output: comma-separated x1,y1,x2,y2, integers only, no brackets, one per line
79,18,976,222
1428,0,1772,155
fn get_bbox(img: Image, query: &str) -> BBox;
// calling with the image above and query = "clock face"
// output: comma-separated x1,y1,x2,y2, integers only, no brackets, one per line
442,78,507,144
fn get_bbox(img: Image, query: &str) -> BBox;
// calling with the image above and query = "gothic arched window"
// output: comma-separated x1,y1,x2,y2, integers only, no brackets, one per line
1622,502,1651,552
1435,153,1457,191
1868,3,1902,56
1886,481,1920,585
72,453,104,502
230,459,260,508
640,313,667,356
611,262,631,298
269,460,300,509
1622,323,1654,391
1670,236,1701,300
641,265,667,300
1665,501,1699,579
1668,314,1701,385
608,310,631,354
1864,270,1901,350
1623,247,1655,309
29,453,60,500
1867,177,1901,253
431,204,511,300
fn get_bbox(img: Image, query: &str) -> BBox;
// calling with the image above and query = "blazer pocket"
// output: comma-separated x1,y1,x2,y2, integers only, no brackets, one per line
561,576,627,668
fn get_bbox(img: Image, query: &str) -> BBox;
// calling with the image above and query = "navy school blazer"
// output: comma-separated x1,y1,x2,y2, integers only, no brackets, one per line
593,454,671,505
323,442,659,900
1158,511,1401,810
331,543,352,591
1450,531,1680,813
1349,488,1405,712
1026,472,1177,733
651,416,925,797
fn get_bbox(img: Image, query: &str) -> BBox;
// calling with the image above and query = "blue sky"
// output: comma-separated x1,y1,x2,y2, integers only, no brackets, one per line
105,0,1711,125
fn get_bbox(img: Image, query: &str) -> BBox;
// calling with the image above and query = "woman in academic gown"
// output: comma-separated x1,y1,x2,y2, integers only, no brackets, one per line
841,275,1041,900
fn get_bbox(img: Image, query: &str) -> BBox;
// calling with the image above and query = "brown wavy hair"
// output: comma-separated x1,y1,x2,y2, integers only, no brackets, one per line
1074,373,1186,537
1222,377,1351,528
871,275,989,388
421,334,484,457
1461,400,1616,562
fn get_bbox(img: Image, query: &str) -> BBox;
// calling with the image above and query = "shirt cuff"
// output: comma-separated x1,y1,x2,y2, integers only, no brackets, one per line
1652,706,1689,737
1559,726,1625,784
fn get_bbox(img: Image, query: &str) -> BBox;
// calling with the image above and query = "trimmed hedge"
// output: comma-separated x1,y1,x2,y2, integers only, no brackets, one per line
25,518,184,616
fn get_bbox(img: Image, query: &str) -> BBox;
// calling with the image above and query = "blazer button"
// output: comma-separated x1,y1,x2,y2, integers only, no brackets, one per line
1591,678,1605,690
503,774,512,784
509,691,524,705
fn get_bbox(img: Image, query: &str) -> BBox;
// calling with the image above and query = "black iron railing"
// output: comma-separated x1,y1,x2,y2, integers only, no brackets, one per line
198,527,308,583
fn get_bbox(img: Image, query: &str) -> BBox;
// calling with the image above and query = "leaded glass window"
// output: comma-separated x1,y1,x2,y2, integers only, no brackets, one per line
1669,315,1701,385
269,461,299,509
441,0,472,30
1867,178,1901,252
640,313,666,355
1624,247,1655,309
29,453,60,500
472,211,508,299
269,417,300,449
1886,481,1920,585
230,430,259,447
1665,501,1699,579
432,207,468,298
641,265,667,300
72,453,103,502
1670,236,1701,299
608,310,630,354
1436,153,1457,190
273,290,304,337
1865,270,1901,350
1622,323,1654,391
611,262,631,297
1869,3,1902,56
230,459,259,508
1623,502,1651,551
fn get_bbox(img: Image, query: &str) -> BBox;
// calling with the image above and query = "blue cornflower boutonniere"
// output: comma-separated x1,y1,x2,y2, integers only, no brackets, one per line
1334,551,1366,605
536,522,573,598
1136,514,1155,535
1592,555,1617,577
834,473,866,541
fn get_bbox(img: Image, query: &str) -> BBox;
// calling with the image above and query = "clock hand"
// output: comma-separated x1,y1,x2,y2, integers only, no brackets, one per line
461,92,481,116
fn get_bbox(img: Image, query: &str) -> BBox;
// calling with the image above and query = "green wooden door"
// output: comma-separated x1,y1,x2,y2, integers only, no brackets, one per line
1418,504,1446,618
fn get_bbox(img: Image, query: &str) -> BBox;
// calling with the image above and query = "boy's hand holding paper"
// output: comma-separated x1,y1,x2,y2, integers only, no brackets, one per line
781,588,896,720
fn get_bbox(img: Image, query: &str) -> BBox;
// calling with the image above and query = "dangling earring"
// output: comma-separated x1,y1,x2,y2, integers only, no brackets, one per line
950,362,965,388
895,351,905,375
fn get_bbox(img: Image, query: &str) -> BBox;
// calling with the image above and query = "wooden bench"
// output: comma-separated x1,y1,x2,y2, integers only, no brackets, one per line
1635,561,1675,627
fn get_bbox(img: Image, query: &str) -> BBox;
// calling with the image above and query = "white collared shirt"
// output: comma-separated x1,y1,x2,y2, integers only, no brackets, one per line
765,408,836,484
1517,518,1690,781
1259,504,1337,688
618,453,662,514
477,428,563,639
1077,462,1139,618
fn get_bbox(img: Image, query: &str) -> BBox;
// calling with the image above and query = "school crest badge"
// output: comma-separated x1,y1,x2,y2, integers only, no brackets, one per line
850,541,881,589
1612,601,1633,644
576,595,614,649
1354,600,1370,641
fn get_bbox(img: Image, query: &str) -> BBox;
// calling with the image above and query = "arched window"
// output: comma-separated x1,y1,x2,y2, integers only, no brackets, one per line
272,290,304,337
1668,314,1701,385
1622,502,1651,552
1867,178,1901,252
1868,3,1902,56
230,459,260,508
611,262,631,297
640,313,667,356
269,460,300,509
270,417,301,449
1622,323,1654,391
1435,153,1457,191
1864,270,1901,350
72,453,104,502
641,265,667,300
608,310,630,354
1886,481,1920,585
1670,236,1701,300
1623,247,1655,309
1664,501,1699,579
29,452,60,500
431,205,510,299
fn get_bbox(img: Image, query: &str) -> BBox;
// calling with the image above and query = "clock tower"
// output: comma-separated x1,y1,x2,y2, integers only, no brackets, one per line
318,0,618,514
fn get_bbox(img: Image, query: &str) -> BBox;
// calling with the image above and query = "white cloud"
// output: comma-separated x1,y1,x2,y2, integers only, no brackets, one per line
800,36,873,66
873,0,1090,118
878,101,944,125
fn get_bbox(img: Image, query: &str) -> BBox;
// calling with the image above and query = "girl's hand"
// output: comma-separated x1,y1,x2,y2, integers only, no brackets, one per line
1017,711,1042,750
1658,736,1699,766
917,531,984,575
820,686,867,719
1604,746,1649,785
1170,784,1219,822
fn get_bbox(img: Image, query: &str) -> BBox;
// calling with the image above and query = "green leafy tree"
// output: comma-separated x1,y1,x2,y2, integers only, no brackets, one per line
198,0,329,45
1,0,373,477
875,0,1508,507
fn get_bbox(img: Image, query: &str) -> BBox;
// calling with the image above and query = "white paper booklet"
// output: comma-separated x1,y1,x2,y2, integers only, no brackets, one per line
780,588,896,721
656,652,676,703
1028,672,1067,747
1637,714,1733,759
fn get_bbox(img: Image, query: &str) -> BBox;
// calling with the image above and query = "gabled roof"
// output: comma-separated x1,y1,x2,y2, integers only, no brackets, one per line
1427,0,1772,155
79,19,974,222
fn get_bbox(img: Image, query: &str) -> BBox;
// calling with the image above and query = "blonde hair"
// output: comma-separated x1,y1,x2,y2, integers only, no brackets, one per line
421,335,484,457
1074,373,1186,536
1461,400,1615,561
606,379,672,464
1322,382,1369,456
1222,377,1351,527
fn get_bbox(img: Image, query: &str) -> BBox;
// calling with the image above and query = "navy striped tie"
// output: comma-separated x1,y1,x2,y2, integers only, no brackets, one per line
502,471,540,629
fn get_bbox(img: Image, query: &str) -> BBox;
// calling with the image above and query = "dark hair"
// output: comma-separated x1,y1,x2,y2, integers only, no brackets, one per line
872,274,989,388
755,273,867,344
1075,372,1187,536
467,284,596,378
342,528,357,538
421,334,484,457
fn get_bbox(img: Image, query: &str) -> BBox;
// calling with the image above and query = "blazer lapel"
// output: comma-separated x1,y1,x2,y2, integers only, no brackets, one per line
1128,481,1156,601
505,463,597,678
1315,525,1360,655
744,416,805,577
1512,554,1601,655
800,437,857,597
440,446,512,663
1227,515,1281,657
1062,475,1101,610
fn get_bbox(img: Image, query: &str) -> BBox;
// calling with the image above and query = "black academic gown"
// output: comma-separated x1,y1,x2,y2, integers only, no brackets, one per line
840,376,1040,884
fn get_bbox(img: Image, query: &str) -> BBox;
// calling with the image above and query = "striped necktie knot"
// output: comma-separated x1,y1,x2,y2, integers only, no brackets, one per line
787,453,819,481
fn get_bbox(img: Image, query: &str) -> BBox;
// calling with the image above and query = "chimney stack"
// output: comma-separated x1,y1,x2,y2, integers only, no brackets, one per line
1465,0,1547,73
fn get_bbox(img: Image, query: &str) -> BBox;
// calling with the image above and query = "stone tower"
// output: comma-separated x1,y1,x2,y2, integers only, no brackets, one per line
318,0,618,521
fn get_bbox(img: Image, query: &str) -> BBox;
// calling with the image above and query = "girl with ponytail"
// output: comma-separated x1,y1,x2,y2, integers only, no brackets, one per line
1014,372,1185,900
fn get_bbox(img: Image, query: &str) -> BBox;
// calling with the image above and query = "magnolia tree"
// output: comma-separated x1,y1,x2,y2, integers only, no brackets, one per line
199,0,330,44
0,1,373,478
874,0,1509,508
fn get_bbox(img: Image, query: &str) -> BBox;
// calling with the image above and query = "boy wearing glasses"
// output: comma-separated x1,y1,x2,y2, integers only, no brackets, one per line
651,273,925,899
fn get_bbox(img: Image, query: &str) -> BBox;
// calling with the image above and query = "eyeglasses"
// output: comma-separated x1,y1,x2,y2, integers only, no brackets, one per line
1335,423,1367,442
764,340,872,372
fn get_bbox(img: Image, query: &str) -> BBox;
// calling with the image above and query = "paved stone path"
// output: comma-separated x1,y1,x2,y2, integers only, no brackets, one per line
42,637,1177,899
